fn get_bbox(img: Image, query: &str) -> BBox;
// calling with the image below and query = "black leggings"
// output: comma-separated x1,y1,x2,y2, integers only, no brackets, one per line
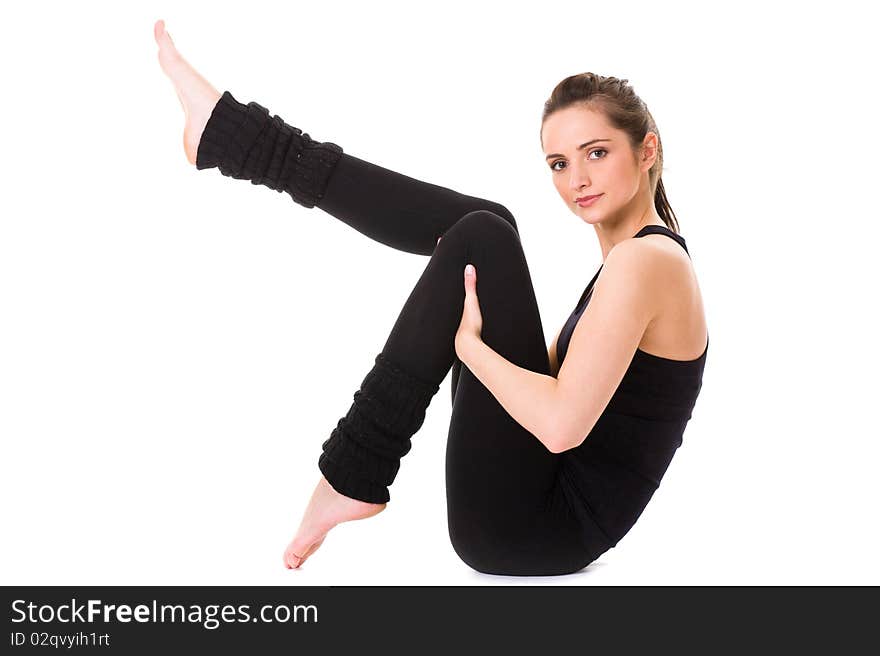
315,154,594,576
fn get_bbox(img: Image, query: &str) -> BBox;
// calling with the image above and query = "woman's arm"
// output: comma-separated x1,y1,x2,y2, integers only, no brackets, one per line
457,240,665,454
553,241,666,451
457,338,563,453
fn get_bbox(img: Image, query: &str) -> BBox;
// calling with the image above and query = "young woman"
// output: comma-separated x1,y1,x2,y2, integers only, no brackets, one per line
154,19,708,576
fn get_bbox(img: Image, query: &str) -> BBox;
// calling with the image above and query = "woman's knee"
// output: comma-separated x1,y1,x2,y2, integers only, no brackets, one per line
482,203,518,234
445,208,521,247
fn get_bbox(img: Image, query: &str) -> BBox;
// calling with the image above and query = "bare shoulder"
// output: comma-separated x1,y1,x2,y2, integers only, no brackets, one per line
612,232,689,271
609,234,706,359
598,236,680,313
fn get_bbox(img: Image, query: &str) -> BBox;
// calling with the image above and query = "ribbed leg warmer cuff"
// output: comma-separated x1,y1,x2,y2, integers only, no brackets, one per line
195,90,343,209
318,353,440,504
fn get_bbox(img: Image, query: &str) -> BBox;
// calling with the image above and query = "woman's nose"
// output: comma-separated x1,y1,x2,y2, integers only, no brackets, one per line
568,165,589,191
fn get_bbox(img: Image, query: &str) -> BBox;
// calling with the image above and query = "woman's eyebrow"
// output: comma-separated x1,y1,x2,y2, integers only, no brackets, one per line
545,138,612,160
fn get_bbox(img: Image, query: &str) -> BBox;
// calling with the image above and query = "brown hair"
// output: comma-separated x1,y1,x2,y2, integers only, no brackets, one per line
540,73,680,233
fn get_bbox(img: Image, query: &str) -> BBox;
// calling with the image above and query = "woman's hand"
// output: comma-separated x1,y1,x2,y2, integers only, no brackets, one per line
454,264,483,361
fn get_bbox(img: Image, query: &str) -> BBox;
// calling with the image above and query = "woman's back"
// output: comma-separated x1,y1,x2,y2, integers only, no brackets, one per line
636,228,708,361
556,225,709,558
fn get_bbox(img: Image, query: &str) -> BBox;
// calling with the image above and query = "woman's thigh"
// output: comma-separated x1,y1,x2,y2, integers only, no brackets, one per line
319,153,518,256
446,366,593,576
436,212,593,575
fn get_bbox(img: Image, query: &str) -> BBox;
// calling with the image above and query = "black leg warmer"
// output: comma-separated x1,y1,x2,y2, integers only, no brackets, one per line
195,90,343,209
318,353,440,504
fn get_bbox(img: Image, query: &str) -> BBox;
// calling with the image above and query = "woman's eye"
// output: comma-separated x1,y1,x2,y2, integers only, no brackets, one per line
550,150,606,171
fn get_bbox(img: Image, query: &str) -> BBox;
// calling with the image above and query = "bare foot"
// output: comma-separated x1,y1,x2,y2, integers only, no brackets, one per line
283,476,387,569
153,19,223,165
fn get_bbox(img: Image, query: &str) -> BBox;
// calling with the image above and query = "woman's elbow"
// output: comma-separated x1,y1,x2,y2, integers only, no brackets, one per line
543,420,574,454
544,414,590,453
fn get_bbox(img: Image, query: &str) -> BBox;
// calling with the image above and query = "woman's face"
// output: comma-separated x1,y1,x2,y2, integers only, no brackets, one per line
541,105,645,226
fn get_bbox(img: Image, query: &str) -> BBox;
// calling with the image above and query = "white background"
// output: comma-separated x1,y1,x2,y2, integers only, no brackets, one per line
1,0,877,586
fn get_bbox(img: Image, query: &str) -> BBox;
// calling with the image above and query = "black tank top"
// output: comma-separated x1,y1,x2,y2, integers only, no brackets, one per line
554,224,709,560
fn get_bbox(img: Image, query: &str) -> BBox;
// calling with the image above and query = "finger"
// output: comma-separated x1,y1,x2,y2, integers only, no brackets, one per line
465,264,476,293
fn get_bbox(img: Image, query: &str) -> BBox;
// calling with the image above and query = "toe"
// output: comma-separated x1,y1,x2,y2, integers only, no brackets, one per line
285,534,315,568
154,19,177,54
155,20,166,44
283,548,301,569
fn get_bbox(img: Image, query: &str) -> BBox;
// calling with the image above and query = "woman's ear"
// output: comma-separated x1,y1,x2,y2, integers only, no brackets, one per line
641,132,659,168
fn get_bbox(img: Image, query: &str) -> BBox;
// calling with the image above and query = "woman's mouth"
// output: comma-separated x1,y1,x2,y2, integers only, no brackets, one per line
576,193,602,207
